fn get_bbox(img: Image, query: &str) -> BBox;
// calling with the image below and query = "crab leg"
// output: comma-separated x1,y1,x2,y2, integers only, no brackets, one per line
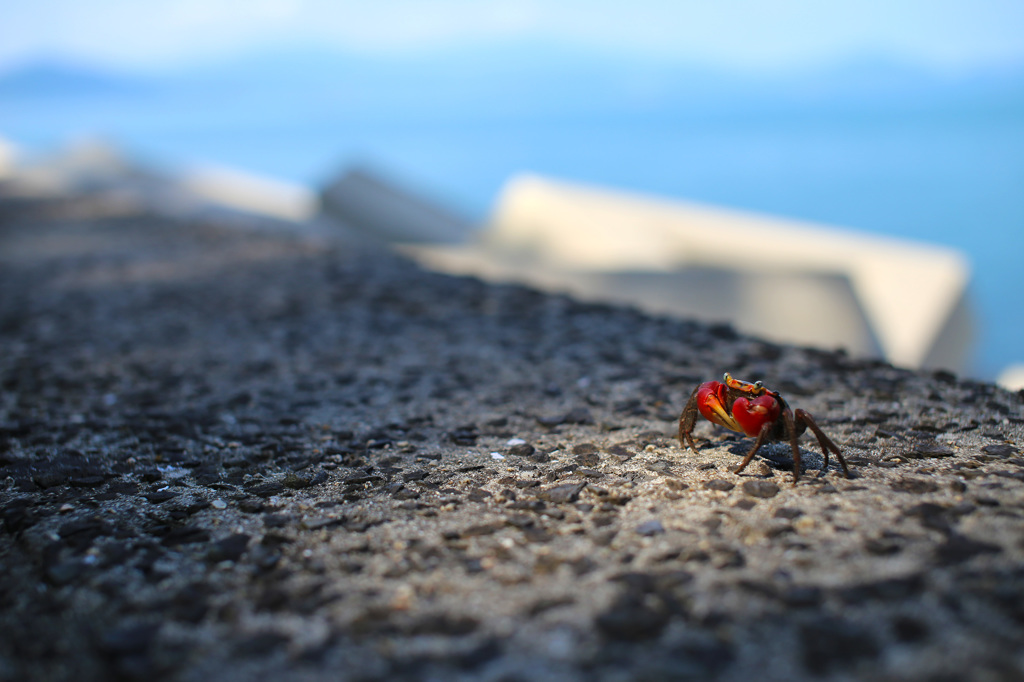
732,421,773,475
795,409,851,478
678,385,702,452
784,408,803,483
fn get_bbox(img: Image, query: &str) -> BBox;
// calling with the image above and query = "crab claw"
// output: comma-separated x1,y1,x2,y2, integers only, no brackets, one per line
731,394,781,437
695,381,744,433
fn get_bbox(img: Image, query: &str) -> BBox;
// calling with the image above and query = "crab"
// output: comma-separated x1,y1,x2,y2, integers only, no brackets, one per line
678,373,850,482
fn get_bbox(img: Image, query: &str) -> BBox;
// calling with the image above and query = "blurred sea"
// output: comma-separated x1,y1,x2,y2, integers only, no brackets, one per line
1,48,1022,379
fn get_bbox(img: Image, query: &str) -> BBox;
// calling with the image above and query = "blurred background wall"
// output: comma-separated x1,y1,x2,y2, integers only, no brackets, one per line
1,1,1022,382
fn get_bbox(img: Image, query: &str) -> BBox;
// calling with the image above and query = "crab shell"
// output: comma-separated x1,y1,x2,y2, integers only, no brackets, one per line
695,380,781,437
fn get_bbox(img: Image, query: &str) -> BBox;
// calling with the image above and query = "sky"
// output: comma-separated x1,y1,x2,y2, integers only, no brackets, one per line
2,0,1024,73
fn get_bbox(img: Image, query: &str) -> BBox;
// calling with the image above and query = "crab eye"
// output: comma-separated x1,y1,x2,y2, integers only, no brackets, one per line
755,381,763,388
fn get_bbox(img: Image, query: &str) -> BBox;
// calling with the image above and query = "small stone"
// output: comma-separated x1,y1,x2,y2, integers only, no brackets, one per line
605,445,635,461
864,537,903,555
734,499,757,510
262,513,293,528
160,525,211,546
903,503,953,532
69,475,106,488
32,470,69,489
742,480,780,498
981,443,1018,458
248,481,287,497
703,479,735,492
572,443,599,455
392,487,420,500
713,547,745,569
537,482,587,504
521,526,552,543
461,523,503,537
102,479,138,495
934,533,1001,564
645,460,677,476
774,507,804,520
448,427,478,446
238,498,265,513
301,515,345,531
891,477,939,494
282,470,327,489
507,443,535,457
907,442,955,458
595,594,669,641
208,533,251,562
536,415,564,427
635,520,665,536
562,407,594,425
467,488,492,502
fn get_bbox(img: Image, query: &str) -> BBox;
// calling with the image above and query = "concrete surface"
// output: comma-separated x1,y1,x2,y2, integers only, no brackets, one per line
1,191,1022,681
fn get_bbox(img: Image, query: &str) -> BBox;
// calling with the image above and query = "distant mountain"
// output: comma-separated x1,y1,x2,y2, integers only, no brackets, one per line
2,43,1021,118
166,42,1024,118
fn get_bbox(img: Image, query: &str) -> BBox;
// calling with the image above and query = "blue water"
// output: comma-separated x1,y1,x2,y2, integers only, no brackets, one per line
2,58,1023,379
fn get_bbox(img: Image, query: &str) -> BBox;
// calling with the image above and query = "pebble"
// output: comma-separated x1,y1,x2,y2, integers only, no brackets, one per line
742,480,780,498
635,520,665,536
207,533,251,563
891,477,939,494
703,479,736,492
981,443,1019,458
595,594,669,641
536,482,587,504
934,533,1002,564
604,445,635,461
507,443,536,457
908,442,955,458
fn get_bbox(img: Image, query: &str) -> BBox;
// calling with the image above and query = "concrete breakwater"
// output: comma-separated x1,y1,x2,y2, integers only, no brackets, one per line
0,189,1022,681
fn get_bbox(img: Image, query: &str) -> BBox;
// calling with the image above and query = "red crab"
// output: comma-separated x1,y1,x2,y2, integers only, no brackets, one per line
678,373,850,482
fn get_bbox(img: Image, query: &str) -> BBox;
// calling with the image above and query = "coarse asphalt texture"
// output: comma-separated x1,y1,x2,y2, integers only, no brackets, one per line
1,192,1023,681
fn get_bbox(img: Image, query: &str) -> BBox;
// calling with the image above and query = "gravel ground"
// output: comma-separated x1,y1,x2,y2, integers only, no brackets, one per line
2,193,1023,682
